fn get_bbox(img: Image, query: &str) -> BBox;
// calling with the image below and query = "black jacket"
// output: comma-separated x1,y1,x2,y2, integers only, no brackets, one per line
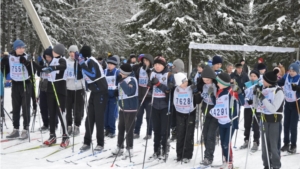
230,71,249,93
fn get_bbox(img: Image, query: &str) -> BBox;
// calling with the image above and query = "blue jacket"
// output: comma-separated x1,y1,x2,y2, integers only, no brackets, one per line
278,73,300,99
0,70,4,97
105,68,120,98
118,72,139,112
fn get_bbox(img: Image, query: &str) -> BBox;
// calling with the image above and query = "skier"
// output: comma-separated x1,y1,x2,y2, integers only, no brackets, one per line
277,62,300,153
75,45,108,151
240,70,260,152
210,72,240,169
133,54,154,139
196,66,218,166
173,72,198,163
104,56,120,138
230,63,249,94
194,63,205,84
112,63,138,158
149,56,175,160
1,39,34,139
33,44,69,147
254,69,284,169
211,56,223,75
65,45,85,136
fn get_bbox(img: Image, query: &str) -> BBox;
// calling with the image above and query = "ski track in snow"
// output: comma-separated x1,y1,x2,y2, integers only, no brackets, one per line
1,87,300,169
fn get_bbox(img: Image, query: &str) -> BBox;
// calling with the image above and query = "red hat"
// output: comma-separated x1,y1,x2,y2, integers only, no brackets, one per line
258,58,264,62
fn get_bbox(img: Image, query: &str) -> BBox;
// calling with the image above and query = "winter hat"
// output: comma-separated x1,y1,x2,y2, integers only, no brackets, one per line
53,44,65,56
258,57,264,62
257,63,266,70
172,59,185,73
129,53,136,59
216,73,231,87
113,55,120,65
4,51,9,55
201,66,216,79
153,56,166,66
198,63,206,68
138,54,145,62
43,47,53,59
80,45,92,58
212,56,223,65
263,69,279,85
119,63,132,76
68,45,79,53
235,63,243,68
13,39,26,50
288,63,300,74
107,56,118,65
143,54,154,66
174,72,188,86
250,70,259,78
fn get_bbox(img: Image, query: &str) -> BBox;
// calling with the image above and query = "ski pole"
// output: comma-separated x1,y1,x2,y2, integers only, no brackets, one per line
227,91,236,163
164,89,172,162
192,100,203,168
244,107,257,169
72,61,79,153
22,65,30,143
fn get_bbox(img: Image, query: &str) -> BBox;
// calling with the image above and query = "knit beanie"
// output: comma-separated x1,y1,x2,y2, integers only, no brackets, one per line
201,66,216,79
174,72,188,86
43,47,53,59
263,69,279,85
13,39,26,50
257,63,266,70
153,56,166,66
120,64,132,76
198,63,206,68
172,59,184,73
53,44,65,56
129,53,136,59
235,63,242,68
138,54,145,62
288,63,300,74
212,56,223,65
113,55,120,65
68,45,79,53
107,56,118,65
216,73,231,87
80,45,92,58
250,70,259,78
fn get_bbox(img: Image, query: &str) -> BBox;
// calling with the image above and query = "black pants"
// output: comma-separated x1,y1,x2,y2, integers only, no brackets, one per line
244,108,260,145
1,96,4,117
47,92,66,135
84,92,108,146
31,83,37,111
117,110,136,148
134,98,152,135
176,110,196,159
66,89,85,127
152,107,170,152
171,104,176,130
39,91,49,127
12,82,32,130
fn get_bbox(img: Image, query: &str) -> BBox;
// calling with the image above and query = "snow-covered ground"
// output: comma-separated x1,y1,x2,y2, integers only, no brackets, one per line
1,87,300,169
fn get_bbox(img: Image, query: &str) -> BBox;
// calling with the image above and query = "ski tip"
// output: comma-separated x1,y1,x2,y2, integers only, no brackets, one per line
110,164,114,167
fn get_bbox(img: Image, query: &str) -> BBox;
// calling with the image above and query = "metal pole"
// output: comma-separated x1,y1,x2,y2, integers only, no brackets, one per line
188,48,192,77
21,0,52,49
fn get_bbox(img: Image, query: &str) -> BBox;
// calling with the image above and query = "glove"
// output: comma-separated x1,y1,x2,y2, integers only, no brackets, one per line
74,52,85,65
151,77,160,86
1,57,8,65
258,93,265,101
291,84,299,91
190,84,197,90
247,99,253,105
146,68,151,75
147,81,153,88
42,67,53,73
253,85,261,95
19,56,28,64
117,74,123,83
208,86,214,95
168,82,174,89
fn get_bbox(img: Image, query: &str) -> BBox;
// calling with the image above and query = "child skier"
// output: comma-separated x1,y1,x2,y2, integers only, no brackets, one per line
277,62,300,153
240,70,260,151
104,56,120,138
2,40,34,139
173,72,198,163
112,63,138,158
211,56,223,75
33,44,69,147
196,66,218,166
65,45,85,136
133,54,154,139
149,56,175,160
210,72,239,169
75,45,108,151
254,69,284,169
194,63,205,84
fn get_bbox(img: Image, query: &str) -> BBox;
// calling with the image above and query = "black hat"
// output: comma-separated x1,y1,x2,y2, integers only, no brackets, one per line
235,63,243,68
201,66,216,79
263,69,279,85
43,46,53,59
129,53,136,58
240,59,245,62
216,73,231,87
153,56,166,66
257,63,266,70
250,70,259,78
212,56,223,65
107,56,118,65
120,64,132,76
80,46,92,58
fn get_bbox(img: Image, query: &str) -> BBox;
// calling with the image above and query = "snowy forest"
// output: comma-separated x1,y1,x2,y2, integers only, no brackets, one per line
1,0,300,70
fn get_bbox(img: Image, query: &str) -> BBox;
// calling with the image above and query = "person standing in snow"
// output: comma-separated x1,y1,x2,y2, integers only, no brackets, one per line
133,54,154,140
194,63,205,84
75,45,108,151
254,69,284,169
111,63,138,158
65,45,85,136
104,56,120,138
2,40,34,140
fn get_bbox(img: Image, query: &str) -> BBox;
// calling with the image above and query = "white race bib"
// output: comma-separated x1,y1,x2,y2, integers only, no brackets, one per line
283,75,299,102
173,86,195,113
210,94,231,124
150,72,168,98
105,69,117,90
9,55,29,81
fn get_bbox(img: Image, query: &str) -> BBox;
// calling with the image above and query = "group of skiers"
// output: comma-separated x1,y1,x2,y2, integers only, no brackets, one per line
1,39,299,169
